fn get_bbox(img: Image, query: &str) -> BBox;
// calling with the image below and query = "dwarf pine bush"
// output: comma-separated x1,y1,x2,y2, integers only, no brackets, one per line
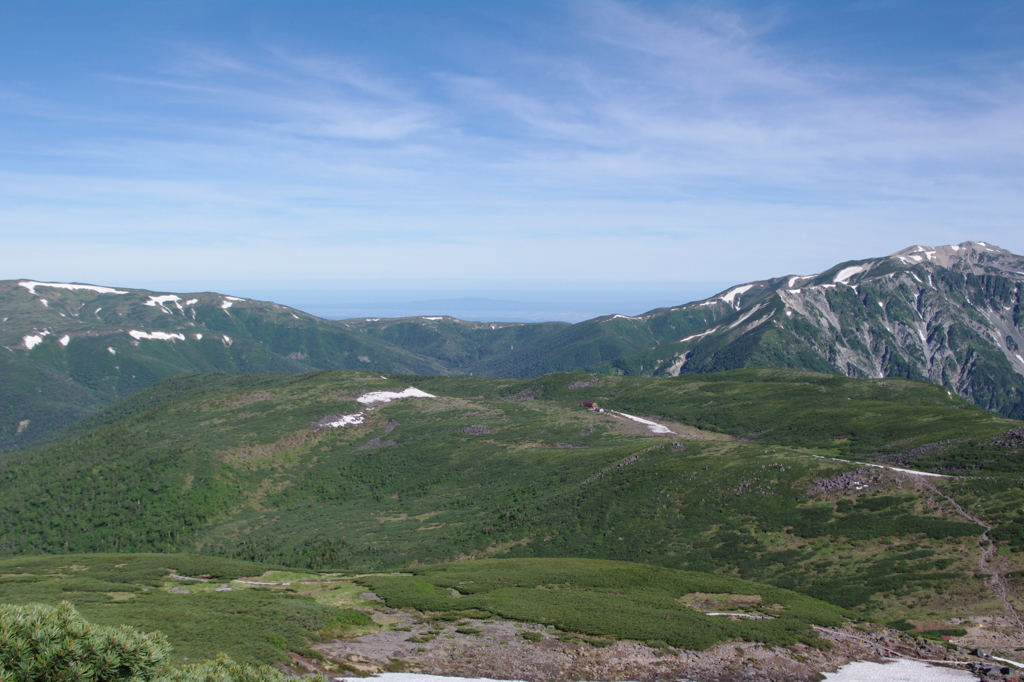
0,601,168,682
0,602,322,682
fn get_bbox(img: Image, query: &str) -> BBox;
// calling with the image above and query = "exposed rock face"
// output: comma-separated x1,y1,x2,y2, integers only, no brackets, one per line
614,242,1024,418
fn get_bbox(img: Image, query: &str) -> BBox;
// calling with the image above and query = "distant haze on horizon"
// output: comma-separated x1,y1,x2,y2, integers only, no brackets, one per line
2,1,1022,304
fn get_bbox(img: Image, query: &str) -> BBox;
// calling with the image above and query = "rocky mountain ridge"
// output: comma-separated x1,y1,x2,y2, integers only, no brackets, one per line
595,241,1024,419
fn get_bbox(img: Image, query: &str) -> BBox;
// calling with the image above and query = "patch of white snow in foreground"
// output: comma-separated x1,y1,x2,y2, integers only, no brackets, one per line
610,411,674,434
107,347,117,355
358,387,436,404
822,659,976,681
335,671,528,675
19,280,128,295
59,335,70,347
129,330,185,341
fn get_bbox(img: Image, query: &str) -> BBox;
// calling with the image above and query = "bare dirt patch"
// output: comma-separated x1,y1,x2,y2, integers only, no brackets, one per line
218,432,317,467
313,613,972,682
678,593,782,617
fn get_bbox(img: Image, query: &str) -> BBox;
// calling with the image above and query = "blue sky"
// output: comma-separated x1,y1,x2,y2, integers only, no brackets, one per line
1,1,1022,318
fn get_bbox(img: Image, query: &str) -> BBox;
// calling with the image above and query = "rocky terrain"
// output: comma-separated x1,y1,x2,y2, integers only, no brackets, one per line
310,607,989,682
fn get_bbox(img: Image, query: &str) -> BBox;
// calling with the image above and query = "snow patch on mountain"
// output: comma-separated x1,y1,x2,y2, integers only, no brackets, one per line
23,333,47,349
833,266,865,284
610,410,674,434
314,387,435,431
357,387,436,404
720,285,753,308
679,327,719,343
145,295,181,310
728,303,766,330
19,281,128,295
129,330,185,341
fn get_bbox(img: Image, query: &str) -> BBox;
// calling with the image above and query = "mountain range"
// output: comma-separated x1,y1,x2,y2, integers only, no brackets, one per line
3,240,1022,449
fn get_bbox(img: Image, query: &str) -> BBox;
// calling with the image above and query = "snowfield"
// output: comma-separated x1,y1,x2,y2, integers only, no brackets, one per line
23,334,46,350
823,659,976,681
720,284,753,307
358,387,437,404
145,295,181,309
610,410,674,434
316,387,437,430
833,266,865,284
19,281,128,295
129,330,186,341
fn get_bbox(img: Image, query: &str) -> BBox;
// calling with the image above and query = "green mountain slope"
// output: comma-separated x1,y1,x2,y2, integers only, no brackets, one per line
0,281,467,449
3,368,1022,622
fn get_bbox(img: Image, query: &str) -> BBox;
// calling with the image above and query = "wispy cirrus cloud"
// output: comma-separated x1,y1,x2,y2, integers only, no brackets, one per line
1,1,1022,295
